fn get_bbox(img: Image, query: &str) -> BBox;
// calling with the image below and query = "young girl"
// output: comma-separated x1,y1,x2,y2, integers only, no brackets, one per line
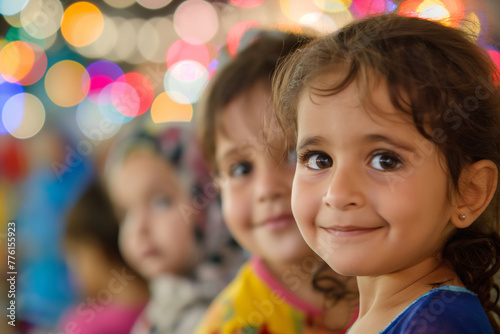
60,181,148,334
105,124,243,334
195,29,358,334
273,14,500,333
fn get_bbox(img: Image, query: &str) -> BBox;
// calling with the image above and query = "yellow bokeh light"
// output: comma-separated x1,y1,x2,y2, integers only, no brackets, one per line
314,0,352,13
400,0,464,27
151,92,193,123
460,12,481,40
0,41,35,83
4,13,22,28
45,60,90,107
61,2,104,47
280,0,319,22
417,0,449,21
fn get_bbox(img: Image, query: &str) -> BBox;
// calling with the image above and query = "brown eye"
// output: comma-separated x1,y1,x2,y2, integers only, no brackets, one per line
370,153,402,171
306,154,333,170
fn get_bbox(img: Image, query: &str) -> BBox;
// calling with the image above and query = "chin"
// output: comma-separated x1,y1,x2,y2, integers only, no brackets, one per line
320,260,365,277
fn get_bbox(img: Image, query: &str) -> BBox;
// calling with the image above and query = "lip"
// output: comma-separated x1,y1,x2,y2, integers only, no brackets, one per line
141,248,160,257
259,213,295,231
321,225,382,237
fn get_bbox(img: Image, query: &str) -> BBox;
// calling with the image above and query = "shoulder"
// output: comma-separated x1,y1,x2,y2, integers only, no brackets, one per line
384,286,493,334
194,260,265,334
195,259,307,334
137,275,214,334
61,304,140,334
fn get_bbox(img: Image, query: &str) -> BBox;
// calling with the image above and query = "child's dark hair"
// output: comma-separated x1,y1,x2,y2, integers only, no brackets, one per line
273,14,500,331
64,181,125,265
197,29,314,171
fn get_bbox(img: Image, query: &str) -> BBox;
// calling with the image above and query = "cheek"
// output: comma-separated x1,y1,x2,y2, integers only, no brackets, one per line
156,209,195,246
220,186,249,229
118,226,139,266
291,177,317,229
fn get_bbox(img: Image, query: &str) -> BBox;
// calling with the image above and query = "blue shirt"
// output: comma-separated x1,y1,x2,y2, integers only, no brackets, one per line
381,285,493,334
348,285,493,333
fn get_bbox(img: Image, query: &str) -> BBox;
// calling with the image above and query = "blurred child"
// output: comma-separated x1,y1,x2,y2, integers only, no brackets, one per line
273,14,500,333
105,124,242,334
60,181,148,334
195,30,358,334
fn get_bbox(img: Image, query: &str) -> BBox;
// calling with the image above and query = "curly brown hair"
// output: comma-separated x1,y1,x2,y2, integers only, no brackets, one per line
273,13,500,331
197,29,314,171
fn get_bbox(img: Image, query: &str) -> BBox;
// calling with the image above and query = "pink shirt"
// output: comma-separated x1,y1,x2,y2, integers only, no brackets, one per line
59,303,145,334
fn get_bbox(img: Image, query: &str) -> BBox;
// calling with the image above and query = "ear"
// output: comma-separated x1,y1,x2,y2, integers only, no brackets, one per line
451,160,498,228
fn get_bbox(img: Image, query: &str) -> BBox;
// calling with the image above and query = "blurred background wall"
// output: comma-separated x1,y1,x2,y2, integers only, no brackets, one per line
0,0,499,333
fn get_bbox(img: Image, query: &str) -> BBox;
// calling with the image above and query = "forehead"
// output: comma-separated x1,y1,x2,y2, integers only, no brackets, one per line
110,152,184,198
219,82,271,135
297,74,412,130
214,82,291,166
215,83,277,150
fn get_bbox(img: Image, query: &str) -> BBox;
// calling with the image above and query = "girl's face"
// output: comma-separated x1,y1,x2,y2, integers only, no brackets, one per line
108,152,197,280
293,78,458,277
215,83,316,268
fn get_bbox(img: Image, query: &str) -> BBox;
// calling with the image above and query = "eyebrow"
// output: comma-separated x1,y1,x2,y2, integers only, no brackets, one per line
297,134,414,152
216,146,238,162
297,136,325,151
363,134,414,152
215,144,252,170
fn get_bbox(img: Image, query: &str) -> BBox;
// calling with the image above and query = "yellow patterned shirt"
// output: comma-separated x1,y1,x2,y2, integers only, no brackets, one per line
195,257,354,334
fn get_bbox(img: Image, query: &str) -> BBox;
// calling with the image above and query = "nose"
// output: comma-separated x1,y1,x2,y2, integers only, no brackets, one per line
323,164,365,210
131,207,151,236
254,157,293,203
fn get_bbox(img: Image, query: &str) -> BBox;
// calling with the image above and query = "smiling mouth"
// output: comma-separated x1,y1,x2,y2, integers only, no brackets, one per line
141,249,160,257
259,214,295,231
322,226,383,237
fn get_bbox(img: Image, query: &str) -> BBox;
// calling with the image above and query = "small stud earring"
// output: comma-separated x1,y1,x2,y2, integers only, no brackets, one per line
459,214,466,221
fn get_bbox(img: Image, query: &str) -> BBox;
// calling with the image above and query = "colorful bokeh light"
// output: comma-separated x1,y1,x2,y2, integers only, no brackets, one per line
299,12,338,34
76,99,122,140
137,0,173,9
314,0,353,13
226,20,261,56
45,60,90,107
0,78,24,135
84,60,124,104
0,41,34,84
20,0,63,40
174,0,219,44
0,40,47,86
151,92,193,123
350,0,387,17
164,60,209,104
76,15,118,59
229,0,266,8
488,49,500,83
3,93,45,139
459,12,485,40
166,39,210,69
399,0,465,27
280,0,319,22
0,0,30,16
19,43,47,86
103,0,135,9
61,2,104,47
111,73,155,117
